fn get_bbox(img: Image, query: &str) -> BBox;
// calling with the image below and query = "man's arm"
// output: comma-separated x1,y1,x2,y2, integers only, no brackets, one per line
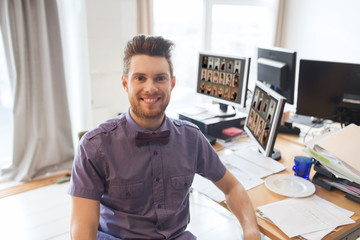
214,170,261,240
70,196,100,240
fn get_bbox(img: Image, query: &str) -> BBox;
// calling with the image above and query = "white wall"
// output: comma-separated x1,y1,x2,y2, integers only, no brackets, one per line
280,0,360,63
85,0,137,127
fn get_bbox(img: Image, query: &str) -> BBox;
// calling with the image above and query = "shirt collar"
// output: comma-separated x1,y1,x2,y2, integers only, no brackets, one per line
124,109,171,134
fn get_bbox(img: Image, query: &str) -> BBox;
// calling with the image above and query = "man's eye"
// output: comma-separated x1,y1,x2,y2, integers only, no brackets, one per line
136,76,144,81
157,76,166,81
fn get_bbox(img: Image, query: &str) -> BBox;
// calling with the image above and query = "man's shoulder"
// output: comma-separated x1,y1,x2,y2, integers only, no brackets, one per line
170,118,200,132
84,115,126,141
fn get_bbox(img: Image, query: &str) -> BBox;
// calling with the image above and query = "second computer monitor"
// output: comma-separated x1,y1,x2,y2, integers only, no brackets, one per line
244,81,286,160
257,47,297,105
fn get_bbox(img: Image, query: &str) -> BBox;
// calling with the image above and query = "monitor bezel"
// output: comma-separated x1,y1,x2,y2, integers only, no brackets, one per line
244,81,286,157
257,46,297,105
197,51,251,109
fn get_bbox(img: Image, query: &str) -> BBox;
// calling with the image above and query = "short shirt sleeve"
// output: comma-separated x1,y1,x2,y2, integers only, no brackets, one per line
68,137,106,201
194,130,227,182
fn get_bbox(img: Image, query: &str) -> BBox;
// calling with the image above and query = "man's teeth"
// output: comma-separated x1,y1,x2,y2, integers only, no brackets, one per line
143,98,158,103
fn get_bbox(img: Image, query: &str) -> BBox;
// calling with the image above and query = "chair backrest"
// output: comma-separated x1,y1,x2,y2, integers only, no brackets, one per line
78,131,88,141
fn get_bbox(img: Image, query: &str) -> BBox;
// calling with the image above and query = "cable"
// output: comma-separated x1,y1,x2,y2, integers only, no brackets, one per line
302,123,317,145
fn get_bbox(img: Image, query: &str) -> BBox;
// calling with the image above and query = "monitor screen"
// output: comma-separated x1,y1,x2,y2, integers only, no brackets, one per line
244,81,286,159
296,59,360,125
257,47,297,105
197,52,250,110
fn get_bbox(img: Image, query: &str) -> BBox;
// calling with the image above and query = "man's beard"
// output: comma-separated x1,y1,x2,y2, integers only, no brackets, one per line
129,96,170,120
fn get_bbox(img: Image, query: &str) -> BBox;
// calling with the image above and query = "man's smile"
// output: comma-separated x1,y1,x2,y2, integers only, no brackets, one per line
141,97,161,104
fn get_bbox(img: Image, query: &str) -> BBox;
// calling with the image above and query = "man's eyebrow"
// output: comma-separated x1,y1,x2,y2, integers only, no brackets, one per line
132,73,169,77
132,73,146,76
154,73,169,77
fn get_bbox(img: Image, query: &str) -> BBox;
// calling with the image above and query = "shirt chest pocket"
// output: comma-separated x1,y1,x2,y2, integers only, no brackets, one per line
170,175,193,210
109,181,145,214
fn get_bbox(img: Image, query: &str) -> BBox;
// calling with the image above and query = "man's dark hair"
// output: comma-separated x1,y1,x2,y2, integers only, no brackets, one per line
123,35,175,78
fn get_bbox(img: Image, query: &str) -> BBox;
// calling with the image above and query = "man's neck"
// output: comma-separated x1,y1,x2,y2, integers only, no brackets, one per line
129,111,165,131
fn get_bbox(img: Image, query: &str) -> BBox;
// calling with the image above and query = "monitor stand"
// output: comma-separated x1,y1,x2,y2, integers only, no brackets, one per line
258,148,281,161
213,103,236,118
271,149,281,161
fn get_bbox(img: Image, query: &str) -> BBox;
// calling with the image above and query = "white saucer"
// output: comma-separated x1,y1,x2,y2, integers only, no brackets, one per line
265,174,316,198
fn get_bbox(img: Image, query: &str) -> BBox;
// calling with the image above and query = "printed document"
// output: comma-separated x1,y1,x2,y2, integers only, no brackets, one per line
257,195,355,238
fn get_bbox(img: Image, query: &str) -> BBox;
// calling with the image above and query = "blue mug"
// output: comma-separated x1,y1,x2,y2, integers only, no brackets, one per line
293,156,313,180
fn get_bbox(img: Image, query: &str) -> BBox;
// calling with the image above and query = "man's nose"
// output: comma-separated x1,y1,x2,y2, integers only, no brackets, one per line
144,79,158,93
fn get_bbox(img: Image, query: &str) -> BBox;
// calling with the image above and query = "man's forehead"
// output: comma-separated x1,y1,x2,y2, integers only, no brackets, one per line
129,55,171,74
130,55,168,66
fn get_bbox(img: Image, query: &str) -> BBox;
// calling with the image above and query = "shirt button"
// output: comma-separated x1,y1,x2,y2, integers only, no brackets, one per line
184,183,188,187
153,151,158,156
158,204,162,208
155,177,160,182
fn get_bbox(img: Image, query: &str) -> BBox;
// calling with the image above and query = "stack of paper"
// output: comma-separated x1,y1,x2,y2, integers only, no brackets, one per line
305,124,360,185
257,195,355,239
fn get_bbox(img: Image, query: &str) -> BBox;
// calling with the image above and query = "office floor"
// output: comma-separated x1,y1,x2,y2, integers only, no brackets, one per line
0,181,270,240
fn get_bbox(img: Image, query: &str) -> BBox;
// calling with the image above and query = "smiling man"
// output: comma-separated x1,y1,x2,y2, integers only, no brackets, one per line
123,53,175,130
69,35,261,240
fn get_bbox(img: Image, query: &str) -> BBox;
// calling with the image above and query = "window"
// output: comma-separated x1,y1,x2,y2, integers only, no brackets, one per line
153,0,280,95
0,29,13,169
153,0,203,90
204,0,280,90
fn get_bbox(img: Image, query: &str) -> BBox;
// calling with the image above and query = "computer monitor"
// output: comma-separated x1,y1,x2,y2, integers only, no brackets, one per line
257,47,297,105
296,59,360,125
196,51,251,116
244,81,286,160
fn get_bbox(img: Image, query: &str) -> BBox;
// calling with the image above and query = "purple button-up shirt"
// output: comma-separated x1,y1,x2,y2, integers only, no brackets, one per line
69,110,227,239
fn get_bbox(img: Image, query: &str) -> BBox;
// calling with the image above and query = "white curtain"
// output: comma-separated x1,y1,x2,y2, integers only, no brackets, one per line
0,0,74,181
137,0,153,35
56,0,93,149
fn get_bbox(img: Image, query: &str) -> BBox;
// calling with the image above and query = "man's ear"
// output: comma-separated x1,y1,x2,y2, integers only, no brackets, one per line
122,76,128,92
170,76,176,90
